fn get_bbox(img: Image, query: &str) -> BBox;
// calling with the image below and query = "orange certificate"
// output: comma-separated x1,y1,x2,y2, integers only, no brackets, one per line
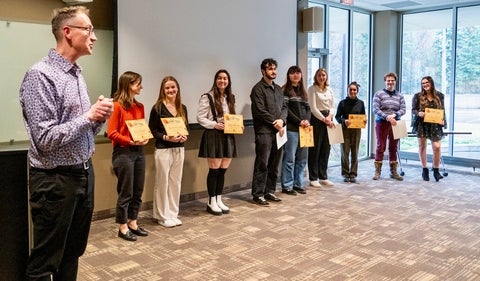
299,126,314,147
161,117,189,136
347,114,366,128
223,114,244,134
125,119,154,141
424,108,444,124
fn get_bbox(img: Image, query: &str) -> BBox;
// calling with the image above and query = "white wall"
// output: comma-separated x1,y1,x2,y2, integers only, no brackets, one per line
117,0,297,123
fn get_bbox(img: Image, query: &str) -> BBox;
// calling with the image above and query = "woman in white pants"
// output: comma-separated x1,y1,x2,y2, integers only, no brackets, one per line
148,76,188,227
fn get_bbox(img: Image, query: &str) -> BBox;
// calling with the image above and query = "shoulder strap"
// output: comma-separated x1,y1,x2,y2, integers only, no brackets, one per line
202,93,217,121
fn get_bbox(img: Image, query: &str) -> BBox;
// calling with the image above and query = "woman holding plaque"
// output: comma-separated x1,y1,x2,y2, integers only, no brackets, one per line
280,66,311,195
411,76,446,182
335,81,366,183
307,68,336,187
149,76,189,227
107,71,149,241
197,69,237,215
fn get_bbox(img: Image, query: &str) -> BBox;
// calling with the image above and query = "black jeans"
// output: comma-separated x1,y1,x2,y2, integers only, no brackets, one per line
251,133,283,198
112,146,146,224
26,163,94,281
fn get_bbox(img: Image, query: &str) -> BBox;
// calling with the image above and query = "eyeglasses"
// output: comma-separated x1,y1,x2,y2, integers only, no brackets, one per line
67,25,94,36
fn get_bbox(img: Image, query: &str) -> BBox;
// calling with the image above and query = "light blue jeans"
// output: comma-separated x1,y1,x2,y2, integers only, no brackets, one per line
281,131,308,189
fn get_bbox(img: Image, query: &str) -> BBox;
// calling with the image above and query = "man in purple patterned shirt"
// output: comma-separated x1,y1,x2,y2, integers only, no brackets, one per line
19,6,113,281
372,72,406,181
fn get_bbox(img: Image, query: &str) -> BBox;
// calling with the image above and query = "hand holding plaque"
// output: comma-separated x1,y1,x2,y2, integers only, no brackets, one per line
125,119,154,141
161,117,189,136
224,114,244,134
347,114,366,128
299,125,314,147
424,108,444,124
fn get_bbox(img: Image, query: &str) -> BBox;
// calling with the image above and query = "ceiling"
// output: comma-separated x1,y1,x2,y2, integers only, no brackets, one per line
323,0,480,11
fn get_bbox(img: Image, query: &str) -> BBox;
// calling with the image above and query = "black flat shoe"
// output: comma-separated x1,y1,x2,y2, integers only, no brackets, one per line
128,226,148,237
118,230,137,241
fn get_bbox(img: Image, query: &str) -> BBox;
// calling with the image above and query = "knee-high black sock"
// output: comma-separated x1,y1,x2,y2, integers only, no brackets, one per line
207,168,219,198
216,168,227,196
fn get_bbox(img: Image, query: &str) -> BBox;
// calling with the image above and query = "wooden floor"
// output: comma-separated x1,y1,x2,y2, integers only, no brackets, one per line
79,160,480,280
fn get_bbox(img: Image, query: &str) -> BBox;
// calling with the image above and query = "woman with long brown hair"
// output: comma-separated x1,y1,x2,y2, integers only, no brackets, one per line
197,69,237,215
107,71,149,241
281,66,311,195
411,76,446,181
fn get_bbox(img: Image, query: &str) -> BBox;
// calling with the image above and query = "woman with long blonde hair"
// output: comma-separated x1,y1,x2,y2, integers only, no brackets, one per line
307,68,336,187
148,76,188,227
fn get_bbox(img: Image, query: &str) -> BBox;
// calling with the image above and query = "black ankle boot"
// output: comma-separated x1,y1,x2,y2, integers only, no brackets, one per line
422,168,429,181
433,168,443,182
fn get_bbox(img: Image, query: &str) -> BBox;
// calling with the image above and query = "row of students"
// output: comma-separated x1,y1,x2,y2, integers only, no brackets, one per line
106,66,447,241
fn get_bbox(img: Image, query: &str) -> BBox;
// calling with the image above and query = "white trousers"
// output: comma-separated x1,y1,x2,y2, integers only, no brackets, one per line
153,147,184,221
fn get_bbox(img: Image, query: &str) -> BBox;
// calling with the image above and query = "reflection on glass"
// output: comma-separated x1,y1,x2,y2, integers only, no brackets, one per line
402,5,480,160
352,11,371,159
401,9,452,154
454,6,480,158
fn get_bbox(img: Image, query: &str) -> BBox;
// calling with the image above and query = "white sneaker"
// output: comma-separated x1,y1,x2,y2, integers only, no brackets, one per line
159,219,176,228
319,179,334,186
173,218,182,226
310,181,322,188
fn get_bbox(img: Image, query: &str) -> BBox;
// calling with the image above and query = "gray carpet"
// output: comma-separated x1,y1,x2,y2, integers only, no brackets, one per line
79,160,480,280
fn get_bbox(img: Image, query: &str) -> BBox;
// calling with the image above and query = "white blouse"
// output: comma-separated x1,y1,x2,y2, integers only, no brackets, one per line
196,91,230,129
307,84,335,121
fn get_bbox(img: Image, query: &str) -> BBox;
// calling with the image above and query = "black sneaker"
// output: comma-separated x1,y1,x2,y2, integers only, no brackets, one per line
344,177,350,182
349,177,357,183
293,187,307,194
253,196,269,206
282,188,298,196
264,193,282,202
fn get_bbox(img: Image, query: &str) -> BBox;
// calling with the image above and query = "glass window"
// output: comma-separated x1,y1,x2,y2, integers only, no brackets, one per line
307,3,326,87
453,6,480,157
328,7,349,163
401,9,452,154
352,11,371,159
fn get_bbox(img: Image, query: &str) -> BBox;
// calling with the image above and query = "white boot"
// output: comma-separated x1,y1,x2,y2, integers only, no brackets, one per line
206,196,222,216
216,195,230,214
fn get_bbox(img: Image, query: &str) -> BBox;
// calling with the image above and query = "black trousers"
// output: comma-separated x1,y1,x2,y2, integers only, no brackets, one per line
251,133,283,198
112,146,146,224
308,116,331,181
26,163,94,281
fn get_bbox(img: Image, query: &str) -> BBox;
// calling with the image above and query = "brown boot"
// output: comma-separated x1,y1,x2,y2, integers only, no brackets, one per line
372,161,382,180
389,161,404,181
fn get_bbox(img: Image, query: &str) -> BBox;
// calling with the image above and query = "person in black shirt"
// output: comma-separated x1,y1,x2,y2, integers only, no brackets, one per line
250,58,288,206
335,81,366,183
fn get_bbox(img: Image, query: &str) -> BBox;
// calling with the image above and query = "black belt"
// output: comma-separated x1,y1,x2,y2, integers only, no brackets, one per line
31,159,91,173
115,145,143,151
